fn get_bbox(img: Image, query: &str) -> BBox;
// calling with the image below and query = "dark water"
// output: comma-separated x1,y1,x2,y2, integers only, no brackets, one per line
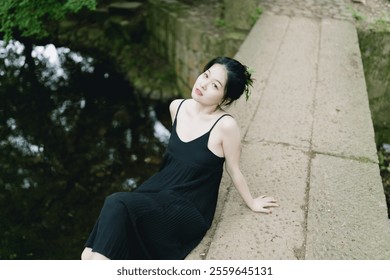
0,41,172,259
378,143,390,218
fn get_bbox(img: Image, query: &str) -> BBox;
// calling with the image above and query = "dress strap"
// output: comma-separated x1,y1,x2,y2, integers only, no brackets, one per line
174,99,186,122
209,114,232,132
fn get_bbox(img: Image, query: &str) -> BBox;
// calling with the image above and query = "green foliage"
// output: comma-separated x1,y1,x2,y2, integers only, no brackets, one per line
0,0,97,41
215,18,226,28
370,18,390,32
250,7,262,25
351,9,364,21
347,6,364,21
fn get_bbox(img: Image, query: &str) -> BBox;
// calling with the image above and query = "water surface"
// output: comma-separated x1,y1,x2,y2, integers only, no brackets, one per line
0,40,171,259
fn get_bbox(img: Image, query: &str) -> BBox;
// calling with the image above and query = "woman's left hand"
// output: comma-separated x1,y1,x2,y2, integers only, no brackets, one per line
250,195,279,214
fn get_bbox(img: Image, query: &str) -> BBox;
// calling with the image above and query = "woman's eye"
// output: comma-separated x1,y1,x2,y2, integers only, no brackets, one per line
204,73,208,78
212,83,218,89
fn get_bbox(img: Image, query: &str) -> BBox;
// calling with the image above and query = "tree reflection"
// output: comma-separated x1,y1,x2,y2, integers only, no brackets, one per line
0,40,170,259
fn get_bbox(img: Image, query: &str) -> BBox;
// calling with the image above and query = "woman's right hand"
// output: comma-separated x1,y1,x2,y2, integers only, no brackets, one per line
250,195,279,214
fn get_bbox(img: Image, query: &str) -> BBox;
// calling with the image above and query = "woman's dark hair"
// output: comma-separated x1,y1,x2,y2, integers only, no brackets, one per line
203,57,253,106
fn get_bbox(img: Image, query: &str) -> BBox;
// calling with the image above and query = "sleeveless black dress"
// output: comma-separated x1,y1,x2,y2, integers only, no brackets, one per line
84,100,231,259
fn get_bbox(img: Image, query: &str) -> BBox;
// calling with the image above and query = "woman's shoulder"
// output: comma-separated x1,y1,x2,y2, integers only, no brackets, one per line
218,113,239,134
169,98,186,121
169,98,184,110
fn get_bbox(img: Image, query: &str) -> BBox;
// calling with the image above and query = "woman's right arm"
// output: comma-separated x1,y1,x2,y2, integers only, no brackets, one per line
222,117,278,213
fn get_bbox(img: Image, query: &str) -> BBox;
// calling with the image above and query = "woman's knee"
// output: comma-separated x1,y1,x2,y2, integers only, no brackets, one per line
104,192,126,205
101,192,128,218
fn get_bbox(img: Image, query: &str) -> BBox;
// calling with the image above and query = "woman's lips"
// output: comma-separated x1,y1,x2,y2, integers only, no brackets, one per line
195,88,203,96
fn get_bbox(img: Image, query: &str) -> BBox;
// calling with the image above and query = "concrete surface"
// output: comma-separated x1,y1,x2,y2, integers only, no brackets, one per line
186,6,390,260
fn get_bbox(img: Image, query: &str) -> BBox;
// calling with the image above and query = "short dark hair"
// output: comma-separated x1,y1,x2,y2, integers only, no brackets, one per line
203,57,253,106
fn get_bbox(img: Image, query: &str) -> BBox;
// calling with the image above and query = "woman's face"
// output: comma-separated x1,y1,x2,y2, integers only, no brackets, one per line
191,63,227,106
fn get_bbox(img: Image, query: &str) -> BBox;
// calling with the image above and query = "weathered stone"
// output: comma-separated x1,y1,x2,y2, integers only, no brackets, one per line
108,2,143,15
205,142,309,260
306,154,390,259
246,17,319,149
312,19,378,162
145,0,251,98
55,0,255,102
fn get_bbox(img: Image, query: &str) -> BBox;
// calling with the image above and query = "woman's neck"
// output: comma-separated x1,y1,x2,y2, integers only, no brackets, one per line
192,99,222,116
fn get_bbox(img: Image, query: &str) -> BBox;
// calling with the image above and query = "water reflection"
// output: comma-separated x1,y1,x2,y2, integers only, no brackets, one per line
0,40,171,259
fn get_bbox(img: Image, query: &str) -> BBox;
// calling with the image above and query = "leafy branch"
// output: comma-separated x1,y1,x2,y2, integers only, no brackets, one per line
0,0,97,41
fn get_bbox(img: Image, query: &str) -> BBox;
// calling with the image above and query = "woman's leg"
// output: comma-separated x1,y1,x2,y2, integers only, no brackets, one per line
82,192,153,260
82,193,133,260
81,247,110,260
81,247,93,260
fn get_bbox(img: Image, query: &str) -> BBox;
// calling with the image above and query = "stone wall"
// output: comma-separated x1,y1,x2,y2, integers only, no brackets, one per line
146,0,259,96
53,0,259,100
359,29,390,143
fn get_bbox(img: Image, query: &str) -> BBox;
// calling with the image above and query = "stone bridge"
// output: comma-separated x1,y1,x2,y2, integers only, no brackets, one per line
186,0,390,260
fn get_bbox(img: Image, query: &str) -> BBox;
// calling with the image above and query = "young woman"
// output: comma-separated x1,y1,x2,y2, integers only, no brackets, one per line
81,57,278,260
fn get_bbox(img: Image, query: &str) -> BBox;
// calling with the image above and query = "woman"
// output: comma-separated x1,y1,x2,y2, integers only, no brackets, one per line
81,57,278,260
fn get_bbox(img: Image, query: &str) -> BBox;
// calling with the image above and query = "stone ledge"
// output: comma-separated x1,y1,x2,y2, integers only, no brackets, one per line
187,13,390,260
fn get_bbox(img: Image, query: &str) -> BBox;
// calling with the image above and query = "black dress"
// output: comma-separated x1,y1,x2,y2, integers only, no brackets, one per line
84,100,231,259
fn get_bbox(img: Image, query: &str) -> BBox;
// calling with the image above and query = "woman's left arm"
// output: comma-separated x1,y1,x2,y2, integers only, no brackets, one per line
222,118,278,214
